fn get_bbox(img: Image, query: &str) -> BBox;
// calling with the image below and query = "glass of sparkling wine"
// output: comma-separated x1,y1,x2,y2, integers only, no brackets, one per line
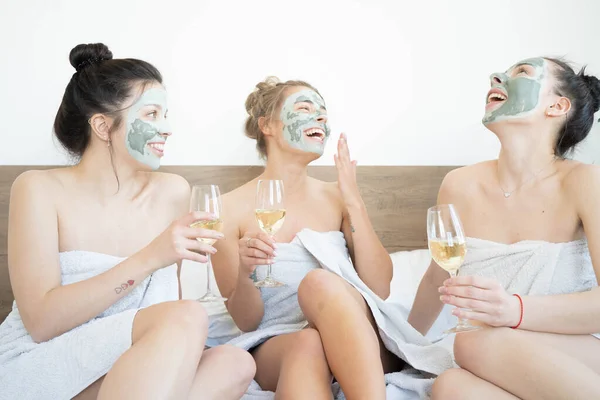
190,184,226,302
254,179,286,288
427,204,478,333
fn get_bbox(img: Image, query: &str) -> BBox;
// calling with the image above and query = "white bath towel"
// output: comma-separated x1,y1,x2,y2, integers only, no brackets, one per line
0,251,179,400
297,231,600,399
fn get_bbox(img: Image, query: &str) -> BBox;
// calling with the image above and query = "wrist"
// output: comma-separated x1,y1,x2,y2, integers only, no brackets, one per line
346,199,366,213
134,246,163,275
508,294,524,329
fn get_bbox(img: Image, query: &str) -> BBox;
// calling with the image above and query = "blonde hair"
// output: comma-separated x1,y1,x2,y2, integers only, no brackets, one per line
244,76,321,159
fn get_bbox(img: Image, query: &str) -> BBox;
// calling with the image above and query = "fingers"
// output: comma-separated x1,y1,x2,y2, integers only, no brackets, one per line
240,233,276,255
439,285,495,302
184,238,217,255
440,295,493,313
241,255,274,267
180,211,217,226
444,276,500,290
452,308,496,326
337,133,351,164
181,249,209,264
183,226,225,241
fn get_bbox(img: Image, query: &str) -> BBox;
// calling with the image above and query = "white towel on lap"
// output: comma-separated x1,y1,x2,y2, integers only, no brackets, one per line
297,231,600,399
0,251,179,400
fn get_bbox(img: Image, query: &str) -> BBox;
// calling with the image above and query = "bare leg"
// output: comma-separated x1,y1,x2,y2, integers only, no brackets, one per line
97,300,208,400
187,344,256,400
298,269,404,400
252,329,333,400
431,368,519,400
451,327,600,400
73,376,104,400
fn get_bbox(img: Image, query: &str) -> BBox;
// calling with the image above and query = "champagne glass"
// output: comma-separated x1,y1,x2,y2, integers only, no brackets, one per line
190,185,226,302
427,204,479,333
254,179,286,288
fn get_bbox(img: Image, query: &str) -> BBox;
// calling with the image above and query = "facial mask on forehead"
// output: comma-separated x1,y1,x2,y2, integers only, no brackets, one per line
125,88,170,170
280,89,331,155
483,57,547,124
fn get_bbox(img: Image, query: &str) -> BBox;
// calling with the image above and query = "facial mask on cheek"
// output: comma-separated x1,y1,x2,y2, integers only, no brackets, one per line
280,89,330,155
125,88,169,170
483,57,547,124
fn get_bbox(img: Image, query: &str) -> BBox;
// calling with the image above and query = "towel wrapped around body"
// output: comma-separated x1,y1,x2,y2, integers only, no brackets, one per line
0,251,179,400
210,229,600,399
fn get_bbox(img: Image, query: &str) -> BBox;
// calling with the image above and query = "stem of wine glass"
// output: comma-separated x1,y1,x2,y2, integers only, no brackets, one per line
205,253,213,296
449,268,470,328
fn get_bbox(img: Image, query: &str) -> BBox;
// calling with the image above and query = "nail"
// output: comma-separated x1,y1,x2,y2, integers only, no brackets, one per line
217,233,225,238
438,287,444,293
439,296,445,302
273,243,278,249
268,259,274,264
273,251,278,257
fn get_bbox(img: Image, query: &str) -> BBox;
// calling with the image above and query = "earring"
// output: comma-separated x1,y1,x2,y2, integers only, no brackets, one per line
107,138,111,148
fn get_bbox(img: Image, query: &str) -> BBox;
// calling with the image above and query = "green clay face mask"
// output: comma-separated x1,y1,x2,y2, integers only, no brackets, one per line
279,89,331,155
125,88,170,170
483,57,547,124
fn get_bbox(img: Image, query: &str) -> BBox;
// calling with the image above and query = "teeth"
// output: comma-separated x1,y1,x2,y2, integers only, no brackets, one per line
487,92,507,103
149,143,165,151
305,128,324,137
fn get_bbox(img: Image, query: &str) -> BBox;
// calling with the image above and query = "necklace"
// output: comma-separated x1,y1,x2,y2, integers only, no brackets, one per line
498,157,557,198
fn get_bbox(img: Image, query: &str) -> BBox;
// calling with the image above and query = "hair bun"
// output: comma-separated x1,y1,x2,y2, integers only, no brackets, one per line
69,43,113,72
580,70,600,113
245,76,281,120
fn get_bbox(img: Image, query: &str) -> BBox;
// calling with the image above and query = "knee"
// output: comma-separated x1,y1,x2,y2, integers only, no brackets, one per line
430,368,471,400
454,327,513,371
298,269,345,311
210,345,256,390
286,328,326,360
162,300,208,340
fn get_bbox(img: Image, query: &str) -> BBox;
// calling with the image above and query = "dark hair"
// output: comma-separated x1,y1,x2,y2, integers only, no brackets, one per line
53,43,163,158
545,57,600,157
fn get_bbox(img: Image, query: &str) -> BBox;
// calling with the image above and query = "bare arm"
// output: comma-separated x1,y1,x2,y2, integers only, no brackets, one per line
8,172,217,343
407,171,458,335
336,134,393,299
341,204,393,299
407,260,449,335
212,196,265,332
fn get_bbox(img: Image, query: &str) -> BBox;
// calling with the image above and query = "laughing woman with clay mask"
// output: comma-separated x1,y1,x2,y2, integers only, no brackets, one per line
209,77,403,399
403,58,600,399
0,43,255,400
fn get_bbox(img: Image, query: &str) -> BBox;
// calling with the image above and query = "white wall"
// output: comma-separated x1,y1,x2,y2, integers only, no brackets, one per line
2,0,600,167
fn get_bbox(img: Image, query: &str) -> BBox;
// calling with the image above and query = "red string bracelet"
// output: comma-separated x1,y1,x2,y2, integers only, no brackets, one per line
511,294,523,329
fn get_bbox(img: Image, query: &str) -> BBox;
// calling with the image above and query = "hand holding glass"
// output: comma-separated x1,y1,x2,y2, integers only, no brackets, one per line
190,184,226,302
427,204,479,333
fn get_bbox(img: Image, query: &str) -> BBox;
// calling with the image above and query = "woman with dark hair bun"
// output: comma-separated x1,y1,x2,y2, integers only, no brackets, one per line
403,57,600,399
0,43,255,400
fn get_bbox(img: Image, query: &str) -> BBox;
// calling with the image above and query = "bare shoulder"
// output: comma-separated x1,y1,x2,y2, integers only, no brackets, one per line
11,168,66,200
147,172,191,218
563,161,600,198
149,172,190,197
438,161,495,202
221,179,257,222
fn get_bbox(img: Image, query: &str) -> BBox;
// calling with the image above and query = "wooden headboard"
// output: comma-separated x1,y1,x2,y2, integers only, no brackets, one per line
0,165,455,322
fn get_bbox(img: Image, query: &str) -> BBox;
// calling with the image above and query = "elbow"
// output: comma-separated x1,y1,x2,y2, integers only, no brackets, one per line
375,284,391,301
21,309,58,343
236,312,263,333
23,319,54,344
